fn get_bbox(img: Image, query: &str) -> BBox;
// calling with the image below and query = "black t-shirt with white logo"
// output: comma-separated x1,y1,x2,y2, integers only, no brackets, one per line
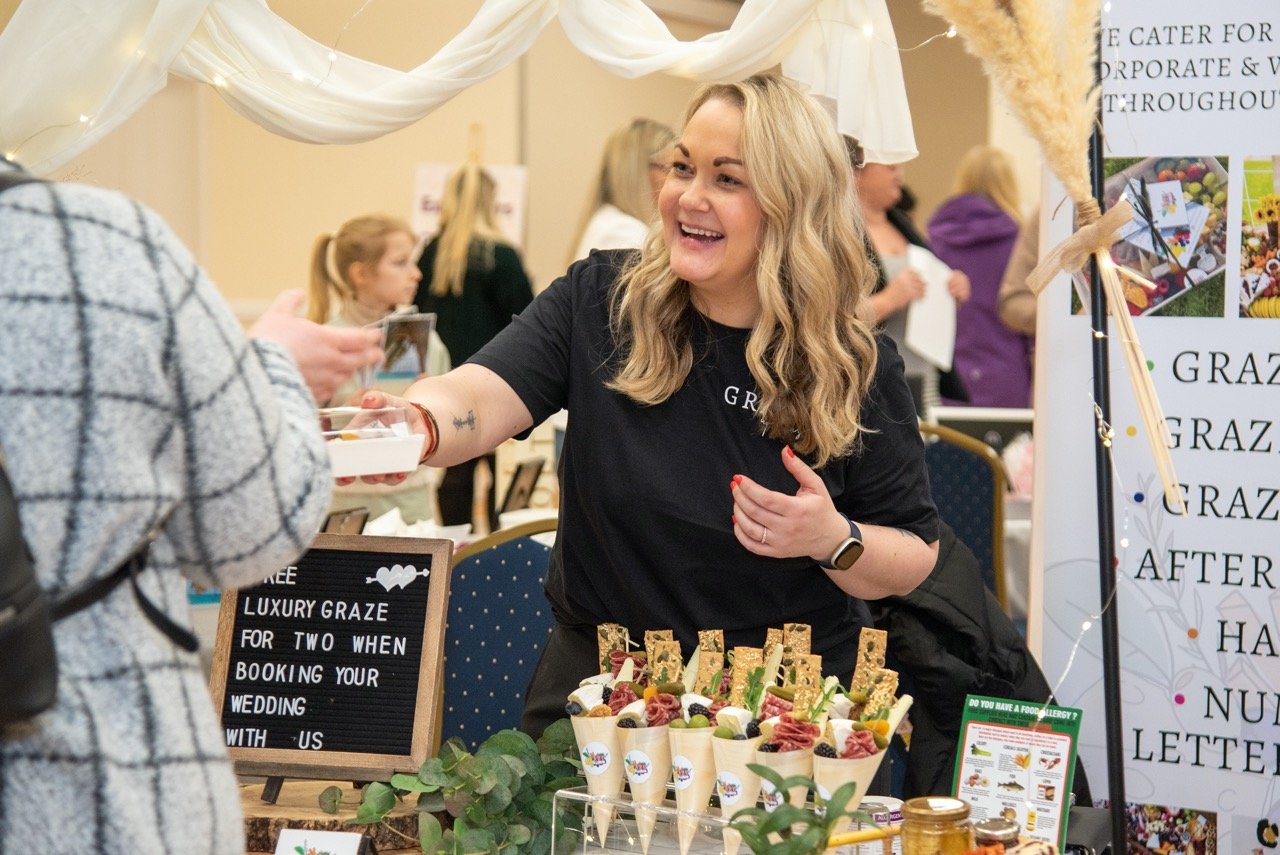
471,250,937,680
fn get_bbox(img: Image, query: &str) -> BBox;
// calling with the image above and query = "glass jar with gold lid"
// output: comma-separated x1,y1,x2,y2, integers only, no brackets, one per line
900,797,974,855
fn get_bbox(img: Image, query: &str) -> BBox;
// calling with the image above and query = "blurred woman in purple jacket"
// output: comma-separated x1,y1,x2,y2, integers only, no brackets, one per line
927,146,1032,408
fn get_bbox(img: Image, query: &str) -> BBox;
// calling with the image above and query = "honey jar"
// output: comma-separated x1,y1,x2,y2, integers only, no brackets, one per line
900,797,974,855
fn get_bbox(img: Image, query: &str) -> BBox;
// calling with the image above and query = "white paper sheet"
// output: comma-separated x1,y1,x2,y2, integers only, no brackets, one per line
903,245,956,372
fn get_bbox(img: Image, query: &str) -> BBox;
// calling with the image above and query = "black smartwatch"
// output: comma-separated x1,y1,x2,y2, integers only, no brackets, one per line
819,513,864,571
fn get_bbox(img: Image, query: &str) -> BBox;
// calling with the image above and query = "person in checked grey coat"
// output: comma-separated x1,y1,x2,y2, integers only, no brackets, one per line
0,158,381,854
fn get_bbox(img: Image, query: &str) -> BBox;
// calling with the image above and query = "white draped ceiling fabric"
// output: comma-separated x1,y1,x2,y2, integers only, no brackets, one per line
0,0,917,176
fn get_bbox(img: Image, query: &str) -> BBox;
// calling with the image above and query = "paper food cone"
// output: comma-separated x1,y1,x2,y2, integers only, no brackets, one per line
619,725,672,855
754,746,813,812
812,752,883,836
814,695,914,835
669,727,717,855
571,715,625,845
711,736,763,855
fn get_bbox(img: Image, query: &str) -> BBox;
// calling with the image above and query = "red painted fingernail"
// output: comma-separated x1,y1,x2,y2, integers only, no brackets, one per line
732,515,737,526
731,474,743,487
784,446,795,458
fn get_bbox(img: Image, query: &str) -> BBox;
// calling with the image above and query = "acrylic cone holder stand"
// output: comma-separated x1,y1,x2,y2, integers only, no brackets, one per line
711,735,762,855
668,728,716,855
571,715,625,844
619,724,671,855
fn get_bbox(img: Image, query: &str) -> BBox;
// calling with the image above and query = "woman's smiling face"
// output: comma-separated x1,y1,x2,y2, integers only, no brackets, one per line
659,97,764,309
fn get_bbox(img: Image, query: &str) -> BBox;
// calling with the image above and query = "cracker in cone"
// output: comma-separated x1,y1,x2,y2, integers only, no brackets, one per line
571,715,625,845
668,727,717,855
711,736,762,855
619,725,672,855
754,746,813,812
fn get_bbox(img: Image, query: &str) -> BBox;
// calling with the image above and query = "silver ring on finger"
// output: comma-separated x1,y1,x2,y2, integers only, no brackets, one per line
760,528,768,545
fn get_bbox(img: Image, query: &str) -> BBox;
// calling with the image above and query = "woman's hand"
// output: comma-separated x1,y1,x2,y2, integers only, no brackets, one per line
248,290,383,403
946,269,971,304
885,268,926,312
333,390,424,486
730,446,847,561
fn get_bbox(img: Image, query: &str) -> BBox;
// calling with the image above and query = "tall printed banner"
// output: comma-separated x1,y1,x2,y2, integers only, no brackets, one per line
1038,2,1280,850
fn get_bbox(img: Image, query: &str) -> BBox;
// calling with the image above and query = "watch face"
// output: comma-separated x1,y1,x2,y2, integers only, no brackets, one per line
834,538,865,571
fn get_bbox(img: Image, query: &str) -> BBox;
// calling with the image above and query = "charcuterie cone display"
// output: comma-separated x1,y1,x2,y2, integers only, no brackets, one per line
570,714,624,844
669,726,716,855
618,724,671,855
567,624,914,851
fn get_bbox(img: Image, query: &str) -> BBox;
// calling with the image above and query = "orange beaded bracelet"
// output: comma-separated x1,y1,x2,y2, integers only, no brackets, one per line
408,402,439,463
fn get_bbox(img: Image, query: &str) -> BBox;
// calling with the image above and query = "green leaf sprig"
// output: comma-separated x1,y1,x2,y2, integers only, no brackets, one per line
330,720,582,855
728,763,873,855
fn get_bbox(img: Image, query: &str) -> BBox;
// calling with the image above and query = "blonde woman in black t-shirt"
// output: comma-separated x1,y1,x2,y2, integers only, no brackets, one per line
360,74,940,737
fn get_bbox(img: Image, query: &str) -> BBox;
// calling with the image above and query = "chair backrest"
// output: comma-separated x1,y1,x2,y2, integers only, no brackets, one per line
440,517,558,752
919,423,1008,613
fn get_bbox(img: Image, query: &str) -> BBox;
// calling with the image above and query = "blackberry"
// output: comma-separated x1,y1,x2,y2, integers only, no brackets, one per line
617,718,638,728
814,743,838,758
688,703,710,718
601,686,613,704
745,719,761,738
565,701,583,717
758,742,780,753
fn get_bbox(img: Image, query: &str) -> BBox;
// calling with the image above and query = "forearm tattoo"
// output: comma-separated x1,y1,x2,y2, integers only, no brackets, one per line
451,410,477,433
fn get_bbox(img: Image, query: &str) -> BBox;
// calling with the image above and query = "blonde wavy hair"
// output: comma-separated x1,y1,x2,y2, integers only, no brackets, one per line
307,213,412,323
567,118,675,263
952,144,1021,220
429,163,508,298
607,74,880,466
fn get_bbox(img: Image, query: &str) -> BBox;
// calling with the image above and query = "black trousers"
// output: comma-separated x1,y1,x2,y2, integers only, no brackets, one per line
521,622,599,739
437,453,498,532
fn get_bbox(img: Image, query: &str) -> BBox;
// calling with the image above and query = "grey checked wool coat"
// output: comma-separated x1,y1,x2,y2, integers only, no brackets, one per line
0,163,332,853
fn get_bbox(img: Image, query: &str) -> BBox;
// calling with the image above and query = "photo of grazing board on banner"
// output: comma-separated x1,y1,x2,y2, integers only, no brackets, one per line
209,535,452,782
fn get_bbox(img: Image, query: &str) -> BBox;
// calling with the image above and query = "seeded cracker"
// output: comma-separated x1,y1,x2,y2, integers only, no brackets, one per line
644,629,673,667
697,629,724,654
597,623,630,673
651,639,684,685
728,646,763,706
866,668,899,714
792,653,823,711
763,628,785,679
694,630,725,695
783,623,812,658
850,627,888,693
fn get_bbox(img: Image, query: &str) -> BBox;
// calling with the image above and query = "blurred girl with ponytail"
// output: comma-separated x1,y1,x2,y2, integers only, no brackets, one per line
309,213,450,525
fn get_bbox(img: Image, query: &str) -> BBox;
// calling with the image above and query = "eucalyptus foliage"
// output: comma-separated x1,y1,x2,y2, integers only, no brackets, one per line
330,720,583,855
728,762,874,855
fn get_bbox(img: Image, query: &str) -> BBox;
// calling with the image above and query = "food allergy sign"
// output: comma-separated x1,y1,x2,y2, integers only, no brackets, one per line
952,694,1082,852
209,534,452,781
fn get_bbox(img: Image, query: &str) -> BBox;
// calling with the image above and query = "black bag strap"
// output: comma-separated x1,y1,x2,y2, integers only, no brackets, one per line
50,537,199,652
1,168,198,653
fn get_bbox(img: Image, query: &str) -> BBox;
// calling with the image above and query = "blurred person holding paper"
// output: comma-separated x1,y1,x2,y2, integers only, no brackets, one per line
415,164,534,533
848,137,970,414
927,145,1032,408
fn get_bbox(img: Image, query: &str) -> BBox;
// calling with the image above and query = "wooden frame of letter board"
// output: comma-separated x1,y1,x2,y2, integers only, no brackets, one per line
209,534,451,782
